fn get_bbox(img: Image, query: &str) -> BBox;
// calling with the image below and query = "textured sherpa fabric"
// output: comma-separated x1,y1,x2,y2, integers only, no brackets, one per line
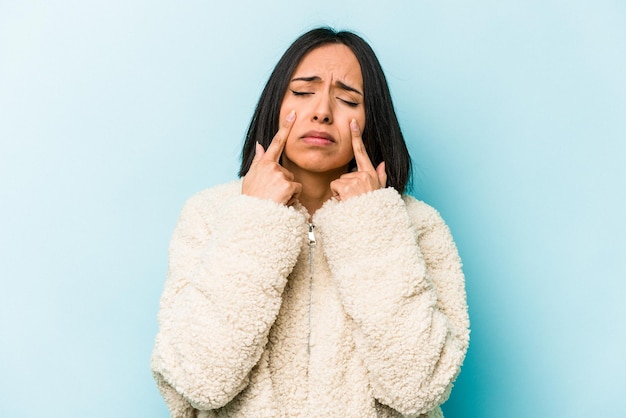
151,180,469,418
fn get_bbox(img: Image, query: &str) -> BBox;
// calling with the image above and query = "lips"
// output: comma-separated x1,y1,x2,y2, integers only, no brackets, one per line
301,130,336,143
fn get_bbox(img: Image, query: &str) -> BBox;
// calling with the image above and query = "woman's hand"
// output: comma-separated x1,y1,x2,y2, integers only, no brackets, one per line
242,110,302,206
330,119,387,201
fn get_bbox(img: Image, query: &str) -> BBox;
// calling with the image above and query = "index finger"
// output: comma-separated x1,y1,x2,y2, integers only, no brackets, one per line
350,119,375,171
264,110,296,162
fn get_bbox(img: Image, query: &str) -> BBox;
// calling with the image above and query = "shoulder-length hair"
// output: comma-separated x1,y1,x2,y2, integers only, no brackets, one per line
238,27,412,194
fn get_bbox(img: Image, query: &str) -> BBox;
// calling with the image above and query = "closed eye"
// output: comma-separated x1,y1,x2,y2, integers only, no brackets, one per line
339,98,359,107
291,89,312,96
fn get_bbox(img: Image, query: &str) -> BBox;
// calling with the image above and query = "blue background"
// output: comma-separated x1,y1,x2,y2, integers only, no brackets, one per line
1,1,625,417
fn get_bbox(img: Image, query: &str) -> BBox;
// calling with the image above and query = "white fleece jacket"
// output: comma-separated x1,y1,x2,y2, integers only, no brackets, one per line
151,180,469,418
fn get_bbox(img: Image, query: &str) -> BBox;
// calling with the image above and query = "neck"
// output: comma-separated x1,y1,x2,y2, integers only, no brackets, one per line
291,166,348,217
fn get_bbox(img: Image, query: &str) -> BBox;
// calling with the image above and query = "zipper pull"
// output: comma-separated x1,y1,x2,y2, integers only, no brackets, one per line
308,223,316,246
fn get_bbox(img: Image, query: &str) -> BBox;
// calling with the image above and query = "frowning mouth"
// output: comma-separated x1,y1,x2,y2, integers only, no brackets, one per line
301,130,336,144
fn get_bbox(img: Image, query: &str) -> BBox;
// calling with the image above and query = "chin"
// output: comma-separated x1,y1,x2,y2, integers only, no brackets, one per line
284,157,348,174
306,163,350,175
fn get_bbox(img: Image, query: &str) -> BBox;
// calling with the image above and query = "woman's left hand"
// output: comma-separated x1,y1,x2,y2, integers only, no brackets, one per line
330,119,387,201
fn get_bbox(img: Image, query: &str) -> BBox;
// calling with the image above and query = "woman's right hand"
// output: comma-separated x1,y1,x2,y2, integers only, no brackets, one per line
242,110,302,206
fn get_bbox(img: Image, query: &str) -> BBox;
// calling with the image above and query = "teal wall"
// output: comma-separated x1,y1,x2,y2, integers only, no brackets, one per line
1,1,624,417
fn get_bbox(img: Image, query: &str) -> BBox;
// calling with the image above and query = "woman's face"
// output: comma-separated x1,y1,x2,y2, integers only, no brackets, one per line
279,43,366,176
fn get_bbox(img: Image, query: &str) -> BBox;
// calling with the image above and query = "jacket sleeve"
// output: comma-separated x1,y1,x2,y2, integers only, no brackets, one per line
315,187,470,417
151,187,307,415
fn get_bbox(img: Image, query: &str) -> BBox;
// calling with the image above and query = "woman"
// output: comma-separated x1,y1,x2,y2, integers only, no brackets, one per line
151,27,469,418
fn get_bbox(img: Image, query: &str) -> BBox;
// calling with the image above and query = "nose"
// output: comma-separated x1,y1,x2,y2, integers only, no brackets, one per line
312,92,333,124
313,114,331,123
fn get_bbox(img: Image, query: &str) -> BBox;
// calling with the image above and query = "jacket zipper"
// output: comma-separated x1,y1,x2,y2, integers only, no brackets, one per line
307,223,316,355
306,222,315,414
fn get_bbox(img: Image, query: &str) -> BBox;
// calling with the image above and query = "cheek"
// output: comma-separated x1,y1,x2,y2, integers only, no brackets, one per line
340,105,365,129
279,97,300,144
341,109,366,139
356,107,366,130
283,119,303,152
278,100,290,122
278,90,298,122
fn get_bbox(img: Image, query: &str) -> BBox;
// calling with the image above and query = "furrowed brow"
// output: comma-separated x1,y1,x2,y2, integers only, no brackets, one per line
290,76,363,96
291,76,322,83
336,80,362,96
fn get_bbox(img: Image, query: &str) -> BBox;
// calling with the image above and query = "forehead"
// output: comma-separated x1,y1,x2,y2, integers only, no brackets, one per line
292,44,362,85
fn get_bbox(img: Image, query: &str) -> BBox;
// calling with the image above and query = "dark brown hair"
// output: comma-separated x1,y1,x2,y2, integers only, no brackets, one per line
239,27,411,193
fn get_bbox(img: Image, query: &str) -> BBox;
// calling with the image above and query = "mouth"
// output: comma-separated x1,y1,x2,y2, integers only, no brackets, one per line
300,130,336,145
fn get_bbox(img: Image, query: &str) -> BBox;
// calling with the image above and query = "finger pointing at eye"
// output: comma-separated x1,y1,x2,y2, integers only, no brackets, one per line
264,110,296,163
242,110,301,206
350,119,375,172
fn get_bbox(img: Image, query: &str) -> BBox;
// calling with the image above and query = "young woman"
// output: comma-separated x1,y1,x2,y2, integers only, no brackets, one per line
151,27,469,418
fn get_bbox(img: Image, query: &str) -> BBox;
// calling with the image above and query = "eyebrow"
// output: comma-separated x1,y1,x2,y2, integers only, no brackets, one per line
291,76,363,96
